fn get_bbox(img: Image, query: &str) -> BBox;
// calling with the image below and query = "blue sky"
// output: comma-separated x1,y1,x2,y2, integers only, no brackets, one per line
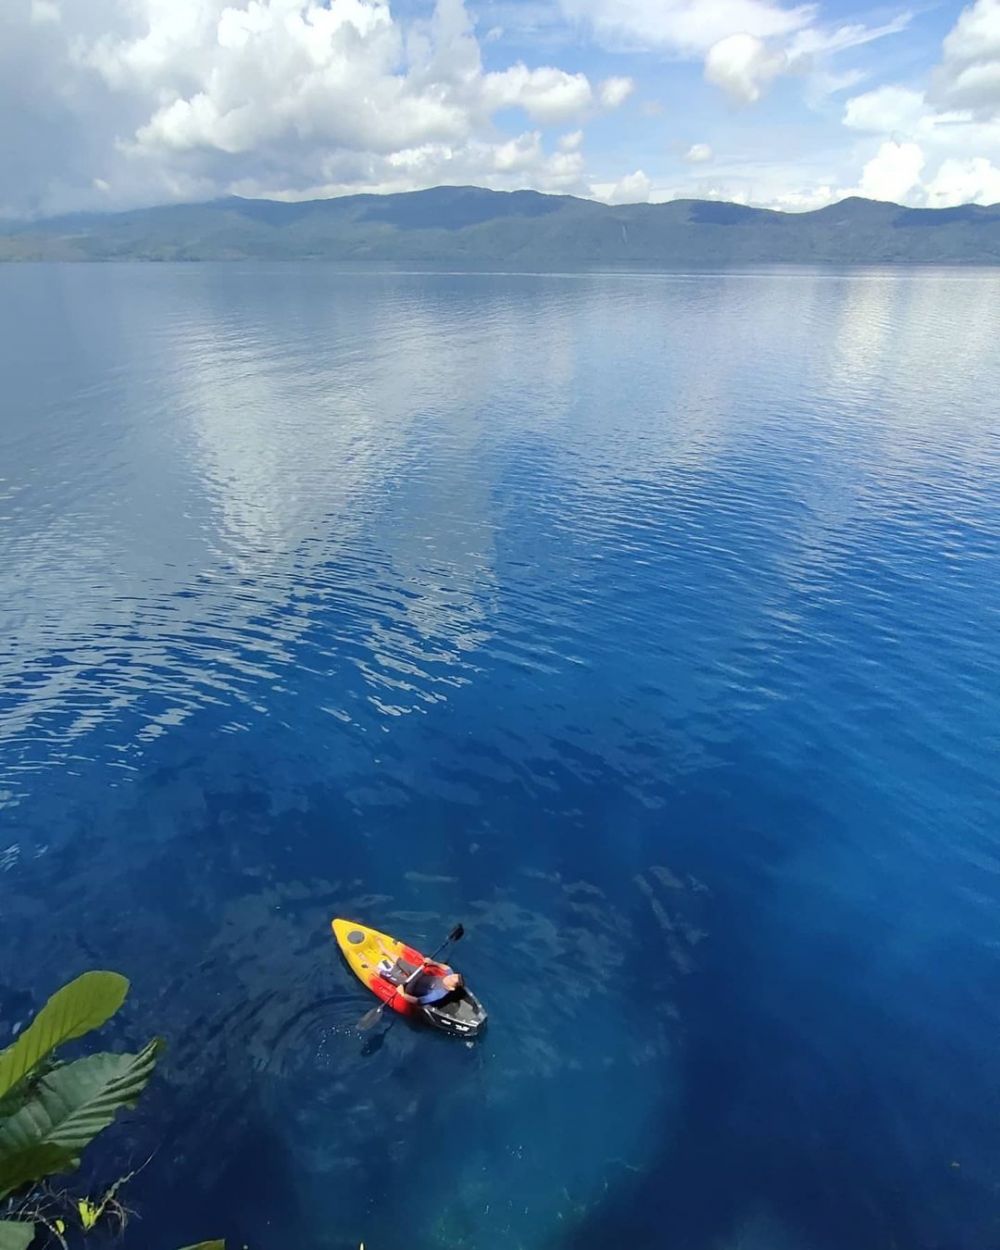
2,0,999,216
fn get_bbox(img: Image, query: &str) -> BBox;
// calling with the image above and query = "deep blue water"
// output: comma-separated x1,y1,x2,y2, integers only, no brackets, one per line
1,264,999,1250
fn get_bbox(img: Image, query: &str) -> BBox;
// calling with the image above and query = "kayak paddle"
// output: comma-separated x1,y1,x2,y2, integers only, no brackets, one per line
357,922,465,1031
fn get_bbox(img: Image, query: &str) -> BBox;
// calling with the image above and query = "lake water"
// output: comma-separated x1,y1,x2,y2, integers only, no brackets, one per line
1,264,998,1250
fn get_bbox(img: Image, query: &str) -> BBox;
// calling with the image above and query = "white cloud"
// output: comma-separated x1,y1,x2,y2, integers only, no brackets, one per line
30,0,60,24
560,0,909,108
843,84,928,133
483,67,633,125
103,0,600,156
559,0,813,55
839,0,1000,210
857,139,925,201
598,75,634,107
0,0,994,218
768,183,840,208
592,168,652,203
632,164,850,210
788,12,912,60
832,136,1000,209
842,82,1000,151
931,0,1000,117
236,131,588,202
705,33,788,103
703,13,912,105
803,67,865,102
0,0,638,215
925,155,1000,204
483,64,596,125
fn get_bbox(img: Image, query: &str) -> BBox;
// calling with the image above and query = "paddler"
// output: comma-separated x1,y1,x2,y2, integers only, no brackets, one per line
375,937,464,1005
398,966,464,1006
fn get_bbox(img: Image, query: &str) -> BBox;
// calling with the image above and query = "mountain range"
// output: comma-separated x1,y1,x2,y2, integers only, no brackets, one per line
2,185,1000,266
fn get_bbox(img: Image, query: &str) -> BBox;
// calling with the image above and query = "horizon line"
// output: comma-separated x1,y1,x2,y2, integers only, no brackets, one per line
7,184,1000,227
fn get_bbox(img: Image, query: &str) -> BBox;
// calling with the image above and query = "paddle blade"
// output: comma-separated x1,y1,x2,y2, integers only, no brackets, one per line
449,923,465,943
357,1005,384,1031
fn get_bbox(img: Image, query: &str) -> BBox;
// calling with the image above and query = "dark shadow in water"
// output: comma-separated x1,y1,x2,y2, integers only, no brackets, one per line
130,1073,303,1250
360,1027,390,1058
555,743,973,1250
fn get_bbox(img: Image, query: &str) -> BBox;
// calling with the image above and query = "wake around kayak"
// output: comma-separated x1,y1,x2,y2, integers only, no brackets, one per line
332,918,487,1039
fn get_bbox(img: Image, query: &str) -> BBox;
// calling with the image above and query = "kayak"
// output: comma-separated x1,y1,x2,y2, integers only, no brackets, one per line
331,918,487,1039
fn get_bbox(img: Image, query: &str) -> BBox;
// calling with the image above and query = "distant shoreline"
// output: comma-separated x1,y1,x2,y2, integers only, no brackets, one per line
3,185,999,266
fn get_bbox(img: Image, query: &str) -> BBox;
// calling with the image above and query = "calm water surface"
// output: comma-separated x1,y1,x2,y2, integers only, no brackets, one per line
1,264,998,1250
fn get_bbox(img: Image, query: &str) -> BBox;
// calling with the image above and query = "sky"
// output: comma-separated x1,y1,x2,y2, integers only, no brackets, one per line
2,0,1000,217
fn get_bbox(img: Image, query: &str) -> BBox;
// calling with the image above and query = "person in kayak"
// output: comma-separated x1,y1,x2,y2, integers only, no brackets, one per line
374,938,464,1005
397,966,464,1007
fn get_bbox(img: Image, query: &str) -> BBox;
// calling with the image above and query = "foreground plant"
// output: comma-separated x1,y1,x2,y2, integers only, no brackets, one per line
0,971,221,1249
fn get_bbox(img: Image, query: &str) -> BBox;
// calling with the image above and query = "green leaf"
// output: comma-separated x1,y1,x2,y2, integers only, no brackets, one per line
0,1060,62,1123
0,1221,35,1250
176,1243,225,1249
0,1039,161,1199
0,972,129,1102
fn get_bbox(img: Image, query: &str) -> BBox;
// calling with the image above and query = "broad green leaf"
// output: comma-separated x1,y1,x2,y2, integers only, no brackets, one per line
0,972,129,1101
0,1220,35,1250
0,1039,160,1199
0,1059,61,1123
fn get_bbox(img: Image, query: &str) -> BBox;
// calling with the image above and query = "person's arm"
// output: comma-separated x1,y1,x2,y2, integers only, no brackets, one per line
394,960,432,1003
